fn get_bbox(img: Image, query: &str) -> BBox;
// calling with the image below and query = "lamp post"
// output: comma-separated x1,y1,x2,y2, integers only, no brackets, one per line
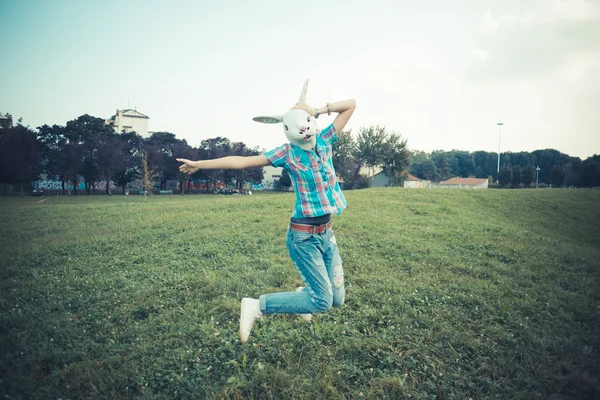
496,122,503,183
536,165,541,188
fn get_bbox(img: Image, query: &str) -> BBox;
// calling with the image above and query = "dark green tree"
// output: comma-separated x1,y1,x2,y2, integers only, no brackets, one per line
498,165,513,187
355,125,386,181
511,165,521,187
380,132,410,186
275,169,292,191
0,124,41,195
521,165,535,187
549,165,565,187
580,156,600,187
332,129,356,184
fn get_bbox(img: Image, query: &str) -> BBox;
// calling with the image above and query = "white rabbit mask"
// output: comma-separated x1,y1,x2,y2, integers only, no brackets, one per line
253,79,318,151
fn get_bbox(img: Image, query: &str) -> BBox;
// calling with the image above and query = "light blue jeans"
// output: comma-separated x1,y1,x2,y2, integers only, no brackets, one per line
259,226,345,315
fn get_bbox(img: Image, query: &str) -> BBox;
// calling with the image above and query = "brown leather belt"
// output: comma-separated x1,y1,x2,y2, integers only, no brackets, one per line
289,221,332,234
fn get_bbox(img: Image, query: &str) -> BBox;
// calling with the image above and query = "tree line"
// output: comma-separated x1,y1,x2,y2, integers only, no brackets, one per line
1,111,598,194
409,149,600,188
0,113,263,195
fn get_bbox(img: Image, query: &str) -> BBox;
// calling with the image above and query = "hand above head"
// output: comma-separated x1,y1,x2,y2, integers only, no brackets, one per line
177,158,200,174
292,102,317,117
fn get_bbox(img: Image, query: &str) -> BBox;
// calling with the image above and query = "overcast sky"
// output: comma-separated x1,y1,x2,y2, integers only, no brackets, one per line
1,0,599,159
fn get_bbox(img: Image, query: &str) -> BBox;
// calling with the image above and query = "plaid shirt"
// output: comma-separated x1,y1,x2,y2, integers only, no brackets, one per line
265,124,347,218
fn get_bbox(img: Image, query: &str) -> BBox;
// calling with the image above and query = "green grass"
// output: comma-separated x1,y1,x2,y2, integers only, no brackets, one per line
1,189,599,399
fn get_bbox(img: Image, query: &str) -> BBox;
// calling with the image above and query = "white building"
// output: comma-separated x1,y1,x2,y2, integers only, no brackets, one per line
106,109,150,137
262,164,283,190
438,177,489,189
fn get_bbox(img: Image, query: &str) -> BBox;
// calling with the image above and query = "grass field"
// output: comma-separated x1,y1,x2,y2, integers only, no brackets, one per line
1,189,599,399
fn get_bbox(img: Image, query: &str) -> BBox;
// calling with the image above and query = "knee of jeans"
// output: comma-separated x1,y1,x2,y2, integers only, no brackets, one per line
312,293,333,313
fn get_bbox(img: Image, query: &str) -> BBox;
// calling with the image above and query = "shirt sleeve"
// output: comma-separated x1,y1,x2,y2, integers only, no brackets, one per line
319,123,337,145
264,143,289,168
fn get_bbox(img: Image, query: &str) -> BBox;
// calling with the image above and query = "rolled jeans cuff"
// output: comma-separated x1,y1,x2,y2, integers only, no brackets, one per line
259,294,267,314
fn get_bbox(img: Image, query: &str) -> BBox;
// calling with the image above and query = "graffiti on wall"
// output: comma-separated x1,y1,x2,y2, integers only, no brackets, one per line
182,180,227,191
35,179,118,191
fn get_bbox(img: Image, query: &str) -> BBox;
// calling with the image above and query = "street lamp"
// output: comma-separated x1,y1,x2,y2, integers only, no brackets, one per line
536,165,541,188
496,122,503,183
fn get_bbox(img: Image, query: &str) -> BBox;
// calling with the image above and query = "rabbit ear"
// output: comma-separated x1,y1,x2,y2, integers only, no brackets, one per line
298,79,309,103
253,115,284,124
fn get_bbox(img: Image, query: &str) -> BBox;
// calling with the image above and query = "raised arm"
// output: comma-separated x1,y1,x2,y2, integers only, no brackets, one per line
177,155,270,174
294,99,357,133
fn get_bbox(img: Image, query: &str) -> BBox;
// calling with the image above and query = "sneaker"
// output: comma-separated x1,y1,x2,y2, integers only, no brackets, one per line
239,298,262,343
296,287,312,323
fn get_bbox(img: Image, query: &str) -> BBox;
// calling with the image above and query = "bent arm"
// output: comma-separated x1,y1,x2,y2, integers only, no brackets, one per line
298,100,357,133
327,99,356,133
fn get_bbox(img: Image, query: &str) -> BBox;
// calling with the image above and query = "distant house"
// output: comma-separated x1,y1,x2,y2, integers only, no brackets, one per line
371,170,430,188
106,109,150,137
439,177,488,189
403,173,431,188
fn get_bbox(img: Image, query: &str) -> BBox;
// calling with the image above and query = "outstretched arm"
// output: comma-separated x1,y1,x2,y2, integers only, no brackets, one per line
294,99,357,133
177,155,271,174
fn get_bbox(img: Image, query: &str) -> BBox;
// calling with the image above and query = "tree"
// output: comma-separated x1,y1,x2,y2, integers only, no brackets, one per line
140,150,158,201
549,164,565,187
96,131,126,195
198,137,231,193
511,165,521,187
408,151,429,179
173,139,197,194
521,164,535,187
275,169,292,191
0,125,41,194
146,132,180,190
455,151,476,178
380,132,410,186
226,142,263,191
332,129,356,184
114,131,144,194
580,156,600,187
564,159,582,187
498,165,513,187
65,114,115,194
355,125,386,181
431,151,451,181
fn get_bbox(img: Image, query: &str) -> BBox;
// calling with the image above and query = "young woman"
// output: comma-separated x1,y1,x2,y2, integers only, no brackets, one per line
177,92,356,343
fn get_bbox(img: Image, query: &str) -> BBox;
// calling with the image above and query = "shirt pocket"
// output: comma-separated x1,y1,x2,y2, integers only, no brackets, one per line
290,154,312,171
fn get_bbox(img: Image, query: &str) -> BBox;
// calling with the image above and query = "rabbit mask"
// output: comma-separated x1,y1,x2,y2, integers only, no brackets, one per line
253,79,318,151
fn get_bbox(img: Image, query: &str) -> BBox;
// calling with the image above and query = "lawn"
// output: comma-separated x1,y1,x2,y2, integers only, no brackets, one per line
1,189,599,399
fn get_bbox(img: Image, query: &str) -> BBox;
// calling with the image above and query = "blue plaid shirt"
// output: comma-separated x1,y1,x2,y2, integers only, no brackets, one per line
265,124,347,218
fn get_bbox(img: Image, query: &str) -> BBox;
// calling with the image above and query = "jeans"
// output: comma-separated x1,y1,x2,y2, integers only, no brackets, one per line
259,226,345,315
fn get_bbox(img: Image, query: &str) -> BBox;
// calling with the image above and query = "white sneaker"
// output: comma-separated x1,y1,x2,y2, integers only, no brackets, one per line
239,298,262,343
296,287,313,323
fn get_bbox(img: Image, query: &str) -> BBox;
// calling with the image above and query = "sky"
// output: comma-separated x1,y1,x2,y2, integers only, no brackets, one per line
1,0,599,159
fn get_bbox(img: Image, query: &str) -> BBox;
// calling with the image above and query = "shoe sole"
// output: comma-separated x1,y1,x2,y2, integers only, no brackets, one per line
240,298,251,343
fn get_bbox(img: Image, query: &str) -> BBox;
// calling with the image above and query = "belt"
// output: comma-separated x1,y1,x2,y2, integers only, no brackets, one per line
289,221,332,234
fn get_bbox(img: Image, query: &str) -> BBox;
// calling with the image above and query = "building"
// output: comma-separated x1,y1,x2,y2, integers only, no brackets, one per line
439,177,488,189
261,164,283,190
371,170,430,188
402,173,430,188
106,109,150,137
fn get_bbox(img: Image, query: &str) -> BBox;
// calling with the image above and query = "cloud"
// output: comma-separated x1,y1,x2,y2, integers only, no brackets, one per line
550,0,600,22
468,48,490,65
480,9,499,33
